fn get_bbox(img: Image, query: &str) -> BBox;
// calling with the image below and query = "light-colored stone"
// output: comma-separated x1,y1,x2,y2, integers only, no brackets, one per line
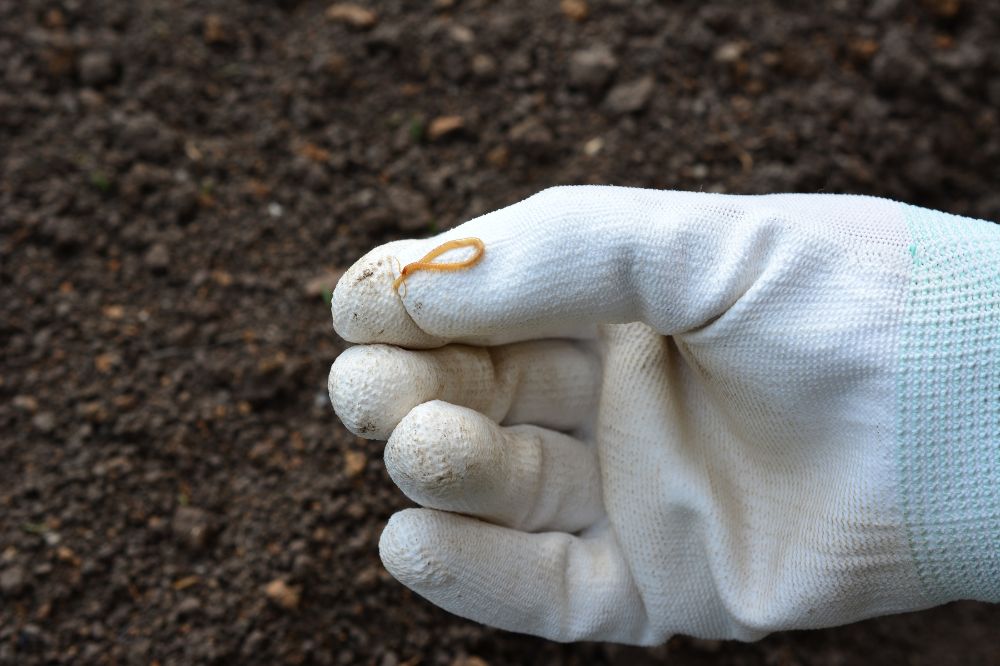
427,115,464,141
605,75,655,113
264,578,300,610
326,4,378,29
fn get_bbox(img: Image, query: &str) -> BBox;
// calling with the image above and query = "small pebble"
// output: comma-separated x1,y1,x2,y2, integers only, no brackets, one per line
605,75,655,114
32,411,56,434
264,579,300,610
79,51,117,86
560,0,589,21
172,506,214,550
427,115,464,141
144,243,170,272
0,566,28,596
326,4,378,29
569,45,618,91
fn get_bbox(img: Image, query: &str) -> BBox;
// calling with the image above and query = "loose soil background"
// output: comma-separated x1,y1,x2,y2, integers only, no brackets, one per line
2,0,1000,664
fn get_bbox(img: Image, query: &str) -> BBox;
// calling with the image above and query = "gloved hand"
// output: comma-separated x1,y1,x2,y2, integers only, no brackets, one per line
328,186,1000,644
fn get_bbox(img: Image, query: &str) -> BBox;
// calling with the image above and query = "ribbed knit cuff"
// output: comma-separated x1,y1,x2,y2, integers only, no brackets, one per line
897,204,1000,603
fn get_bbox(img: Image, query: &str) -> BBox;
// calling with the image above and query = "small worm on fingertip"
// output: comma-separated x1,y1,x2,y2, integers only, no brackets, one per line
392,237,485,295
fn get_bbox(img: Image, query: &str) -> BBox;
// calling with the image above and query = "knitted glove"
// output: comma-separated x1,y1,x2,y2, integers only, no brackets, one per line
328,186,1000,643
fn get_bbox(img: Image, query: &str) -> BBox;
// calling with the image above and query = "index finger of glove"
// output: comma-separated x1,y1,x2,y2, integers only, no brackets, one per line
332,185,804,348
330,223,601,350
332,187,639,348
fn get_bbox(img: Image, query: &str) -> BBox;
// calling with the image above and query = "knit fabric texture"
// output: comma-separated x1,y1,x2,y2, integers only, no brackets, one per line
898,204,1000,603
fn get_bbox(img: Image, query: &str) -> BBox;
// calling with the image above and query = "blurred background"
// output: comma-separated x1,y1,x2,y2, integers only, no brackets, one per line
2,0,999,664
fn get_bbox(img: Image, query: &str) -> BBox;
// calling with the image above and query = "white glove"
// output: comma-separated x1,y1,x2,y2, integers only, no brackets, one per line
328,186,1000,643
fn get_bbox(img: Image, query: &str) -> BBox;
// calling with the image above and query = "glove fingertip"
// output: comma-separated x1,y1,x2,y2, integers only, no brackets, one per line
328,345,429,440
379,509,455,590
331,241,445,348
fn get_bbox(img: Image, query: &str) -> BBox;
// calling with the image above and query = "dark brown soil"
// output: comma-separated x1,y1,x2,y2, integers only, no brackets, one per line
2,1,999,664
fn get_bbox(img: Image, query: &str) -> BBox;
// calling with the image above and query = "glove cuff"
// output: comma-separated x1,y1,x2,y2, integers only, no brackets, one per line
897,204,1000,604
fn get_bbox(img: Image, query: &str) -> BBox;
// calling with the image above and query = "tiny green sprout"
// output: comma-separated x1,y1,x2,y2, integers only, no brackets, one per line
90,171,112,193
21,522,48,535
427,218,439,234
408,117,425,143
321,287,333,306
